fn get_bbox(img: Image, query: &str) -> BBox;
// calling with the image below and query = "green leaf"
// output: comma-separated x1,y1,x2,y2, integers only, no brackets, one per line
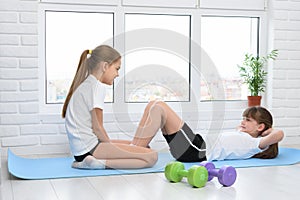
237,49,278,96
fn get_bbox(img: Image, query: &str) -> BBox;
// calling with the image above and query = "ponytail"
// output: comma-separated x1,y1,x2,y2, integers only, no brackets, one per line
252,143,278,159
62,50,89,118
62,45,121,118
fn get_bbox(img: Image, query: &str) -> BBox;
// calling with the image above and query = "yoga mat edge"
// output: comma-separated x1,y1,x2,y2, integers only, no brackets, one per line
7,147,300,180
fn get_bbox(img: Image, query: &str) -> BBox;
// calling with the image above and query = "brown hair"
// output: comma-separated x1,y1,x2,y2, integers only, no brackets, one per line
243,106,278,159
252,143,278,159
61,45,121,118
243,106,273,134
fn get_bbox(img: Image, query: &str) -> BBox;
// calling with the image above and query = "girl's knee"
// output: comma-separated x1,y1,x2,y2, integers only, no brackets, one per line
144,101,155,112
145,151,158,167
144,100,161,113
147,100,160,107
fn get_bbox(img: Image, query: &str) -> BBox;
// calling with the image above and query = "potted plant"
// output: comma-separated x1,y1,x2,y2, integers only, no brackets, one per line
238,49,278,107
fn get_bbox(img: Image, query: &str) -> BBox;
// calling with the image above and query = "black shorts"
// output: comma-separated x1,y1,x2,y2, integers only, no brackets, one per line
163,123,207,162
74,140,100,162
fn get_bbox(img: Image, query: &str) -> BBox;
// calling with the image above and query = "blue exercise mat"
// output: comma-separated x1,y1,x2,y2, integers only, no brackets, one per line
7,148,300,180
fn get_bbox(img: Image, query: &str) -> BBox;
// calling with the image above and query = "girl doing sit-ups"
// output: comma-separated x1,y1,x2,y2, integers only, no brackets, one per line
133,101,284,162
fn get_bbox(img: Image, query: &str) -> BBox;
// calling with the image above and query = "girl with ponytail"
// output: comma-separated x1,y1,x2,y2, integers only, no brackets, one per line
62,45,157,169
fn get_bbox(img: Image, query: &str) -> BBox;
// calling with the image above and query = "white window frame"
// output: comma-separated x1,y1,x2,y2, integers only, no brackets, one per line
199,9,268,102
38,1,268,115
199,0,266,10
122,0,197,8
40,0,266,10
38,3,120,114
39,0,118,6
123,12,192,103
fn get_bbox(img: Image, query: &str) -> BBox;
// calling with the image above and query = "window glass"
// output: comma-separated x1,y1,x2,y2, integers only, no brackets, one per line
125,14,191,102
200,16,259,100
45,11,114,103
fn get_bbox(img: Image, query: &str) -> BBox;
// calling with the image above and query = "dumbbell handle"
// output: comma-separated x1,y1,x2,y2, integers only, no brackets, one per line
178,170,188,177
207,168,219,176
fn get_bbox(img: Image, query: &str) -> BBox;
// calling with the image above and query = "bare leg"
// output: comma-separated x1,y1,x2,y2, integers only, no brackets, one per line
131,101,184,147
73,101,182,169
81,101,182,169
93,142,158,169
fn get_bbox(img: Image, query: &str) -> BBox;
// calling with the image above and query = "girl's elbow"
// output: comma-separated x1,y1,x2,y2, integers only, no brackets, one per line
278,130,284,142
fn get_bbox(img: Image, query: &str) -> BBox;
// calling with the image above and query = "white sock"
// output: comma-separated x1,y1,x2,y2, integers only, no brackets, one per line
72,155,106,170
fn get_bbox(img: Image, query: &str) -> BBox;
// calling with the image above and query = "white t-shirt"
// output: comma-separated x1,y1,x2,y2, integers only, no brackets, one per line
65,75,106,156
201,130,264,161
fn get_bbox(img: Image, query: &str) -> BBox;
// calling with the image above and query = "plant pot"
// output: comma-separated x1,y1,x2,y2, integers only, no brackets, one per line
247,96,262,107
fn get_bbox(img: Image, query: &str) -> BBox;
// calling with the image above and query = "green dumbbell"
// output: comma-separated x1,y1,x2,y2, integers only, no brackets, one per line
164,161,208,188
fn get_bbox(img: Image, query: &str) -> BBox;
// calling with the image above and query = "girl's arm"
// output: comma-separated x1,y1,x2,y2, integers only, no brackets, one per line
110,139,132,144
259,128,284,149
92,108,132,144
91,108,110,142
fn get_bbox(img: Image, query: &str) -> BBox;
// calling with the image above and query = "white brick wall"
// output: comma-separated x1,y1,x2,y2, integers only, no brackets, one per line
0,0,299,155
270,0,300,144
0,0,55,155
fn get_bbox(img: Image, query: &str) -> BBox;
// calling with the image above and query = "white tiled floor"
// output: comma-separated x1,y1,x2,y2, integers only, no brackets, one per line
1,145,300,200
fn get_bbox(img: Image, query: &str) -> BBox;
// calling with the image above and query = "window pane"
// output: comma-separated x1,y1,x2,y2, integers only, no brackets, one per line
125,14,191,102
45,11,114,104
200,16,259,100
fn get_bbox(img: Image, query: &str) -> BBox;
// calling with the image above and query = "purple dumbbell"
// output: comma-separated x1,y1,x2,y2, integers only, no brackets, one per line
200,161,237,187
